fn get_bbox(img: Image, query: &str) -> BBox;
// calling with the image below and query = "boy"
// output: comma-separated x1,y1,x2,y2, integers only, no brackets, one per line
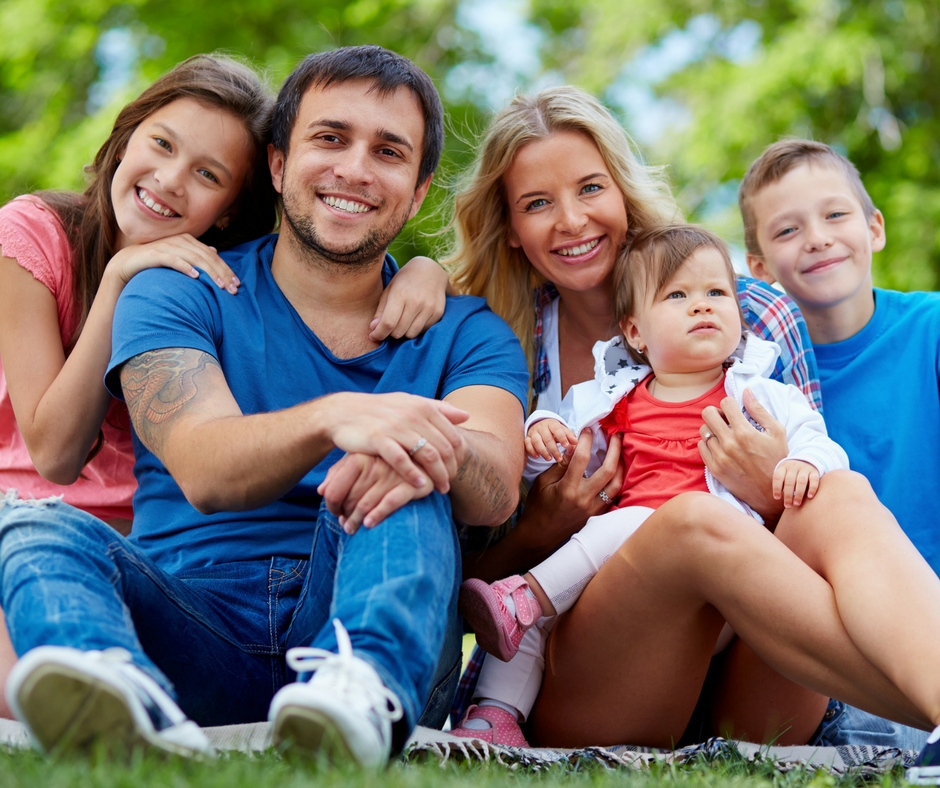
740,139,940,578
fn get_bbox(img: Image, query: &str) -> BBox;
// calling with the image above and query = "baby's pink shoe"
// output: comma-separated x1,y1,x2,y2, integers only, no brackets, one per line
450,704,529,747
459,575,542,661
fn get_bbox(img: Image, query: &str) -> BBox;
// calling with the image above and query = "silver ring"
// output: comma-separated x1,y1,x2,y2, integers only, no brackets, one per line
598,490,612,505
703,431,713,441
408,437,427,457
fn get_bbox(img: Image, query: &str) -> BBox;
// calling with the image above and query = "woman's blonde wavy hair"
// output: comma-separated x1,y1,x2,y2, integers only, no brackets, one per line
446,85,680,386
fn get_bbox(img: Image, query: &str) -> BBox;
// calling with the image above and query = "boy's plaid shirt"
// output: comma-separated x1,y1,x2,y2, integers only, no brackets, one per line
733,276,822,412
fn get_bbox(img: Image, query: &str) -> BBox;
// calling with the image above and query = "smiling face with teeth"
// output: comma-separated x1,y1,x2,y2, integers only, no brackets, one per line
503,130,629,298
110,97,253,250
268,79,431,269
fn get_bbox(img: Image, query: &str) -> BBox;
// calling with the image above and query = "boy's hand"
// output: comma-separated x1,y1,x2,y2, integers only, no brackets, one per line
773,460,819,508
526,418,578,462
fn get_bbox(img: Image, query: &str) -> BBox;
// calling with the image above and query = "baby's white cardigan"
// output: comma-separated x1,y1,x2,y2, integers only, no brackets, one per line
524,333,850,523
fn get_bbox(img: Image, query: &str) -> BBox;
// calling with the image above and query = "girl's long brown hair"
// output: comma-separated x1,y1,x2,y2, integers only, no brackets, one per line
38,54,278,345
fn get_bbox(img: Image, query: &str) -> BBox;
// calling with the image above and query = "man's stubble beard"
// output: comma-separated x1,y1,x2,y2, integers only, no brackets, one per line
281,180,414,272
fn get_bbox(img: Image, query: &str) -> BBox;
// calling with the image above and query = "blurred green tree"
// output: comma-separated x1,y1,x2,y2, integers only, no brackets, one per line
528,0,940,290
3,1,939,288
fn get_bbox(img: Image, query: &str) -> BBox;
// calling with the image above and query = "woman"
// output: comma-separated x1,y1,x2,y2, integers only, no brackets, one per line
446,86,940,750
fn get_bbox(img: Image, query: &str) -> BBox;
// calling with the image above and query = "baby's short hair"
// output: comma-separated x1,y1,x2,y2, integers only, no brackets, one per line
614,225,741,363
739,139,876,256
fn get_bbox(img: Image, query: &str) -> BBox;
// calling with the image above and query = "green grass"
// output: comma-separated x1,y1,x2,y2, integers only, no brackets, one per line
0,636,909,788
0,747,911,788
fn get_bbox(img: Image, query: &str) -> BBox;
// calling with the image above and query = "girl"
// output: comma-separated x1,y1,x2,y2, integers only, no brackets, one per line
0,54,276,533
0,52,277,719
0,53,447,717
445,86,939,753
453,225,848,745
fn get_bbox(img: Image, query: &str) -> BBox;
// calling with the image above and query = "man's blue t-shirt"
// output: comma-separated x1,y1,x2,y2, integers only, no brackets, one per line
813,288,940,575
106,235,529,575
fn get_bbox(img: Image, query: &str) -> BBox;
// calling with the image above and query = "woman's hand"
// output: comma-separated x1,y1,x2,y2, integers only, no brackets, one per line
369,256,452,340
520,428,624,557
108,234,239,294
462,428,623,582
699,388,789,525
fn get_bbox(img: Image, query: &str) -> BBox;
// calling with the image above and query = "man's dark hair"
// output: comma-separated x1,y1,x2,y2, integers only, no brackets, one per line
271,45,444,185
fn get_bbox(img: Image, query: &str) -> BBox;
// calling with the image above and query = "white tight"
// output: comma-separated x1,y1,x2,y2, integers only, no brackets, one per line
476,507,653,719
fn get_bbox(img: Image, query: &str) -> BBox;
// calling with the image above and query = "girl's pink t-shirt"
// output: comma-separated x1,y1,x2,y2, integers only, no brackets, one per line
0,196,135,521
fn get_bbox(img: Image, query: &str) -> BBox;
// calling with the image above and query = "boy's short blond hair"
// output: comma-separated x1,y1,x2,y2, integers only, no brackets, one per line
739,139,876,256
613,225,743,365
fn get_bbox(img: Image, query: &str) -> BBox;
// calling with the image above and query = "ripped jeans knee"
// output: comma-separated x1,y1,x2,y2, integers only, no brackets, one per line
1,488,63,510
0,491,118,563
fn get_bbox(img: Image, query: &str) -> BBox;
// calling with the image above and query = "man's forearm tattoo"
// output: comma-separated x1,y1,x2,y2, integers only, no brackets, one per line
456,446,513,517
121,349,219,452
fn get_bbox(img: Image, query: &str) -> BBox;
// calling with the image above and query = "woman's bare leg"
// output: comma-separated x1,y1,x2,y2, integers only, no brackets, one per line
533,521,726,747
771,471,940,725
701,470,940,743
530,495,831,747
702,639,829,745
531,479,940,746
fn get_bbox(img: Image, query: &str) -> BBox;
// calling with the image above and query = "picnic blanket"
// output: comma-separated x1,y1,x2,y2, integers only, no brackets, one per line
0,719,916,775
406,726,917,775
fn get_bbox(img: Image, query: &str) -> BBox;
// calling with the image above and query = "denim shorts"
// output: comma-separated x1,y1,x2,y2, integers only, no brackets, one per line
811,699,929,751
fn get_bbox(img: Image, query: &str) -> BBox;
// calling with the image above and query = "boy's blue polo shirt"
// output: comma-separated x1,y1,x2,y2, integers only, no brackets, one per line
814,287,940,575
106,235,528,575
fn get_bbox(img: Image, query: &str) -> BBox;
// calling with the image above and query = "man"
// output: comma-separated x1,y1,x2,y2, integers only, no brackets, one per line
0,46,527,767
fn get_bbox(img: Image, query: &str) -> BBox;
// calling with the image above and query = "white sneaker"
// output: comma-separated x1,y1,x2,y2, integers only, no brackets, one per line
5,646,214,758
268,619,403,767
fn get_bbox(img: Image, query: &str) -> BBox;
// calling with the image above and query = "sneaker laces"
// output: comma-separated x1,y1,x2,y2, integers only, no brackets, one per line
286,619,403,724
97,648,187,730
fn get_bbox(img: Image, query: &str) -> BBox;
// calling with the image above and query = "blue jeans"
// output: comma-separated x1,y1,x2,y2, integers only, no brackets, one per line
811,699,929,750
0,493,461,740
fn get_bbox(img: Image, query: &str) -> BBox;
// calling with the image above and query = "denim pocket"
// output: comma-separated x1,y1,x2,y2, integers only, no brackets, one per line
814,699,929,750
173,560,285,654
